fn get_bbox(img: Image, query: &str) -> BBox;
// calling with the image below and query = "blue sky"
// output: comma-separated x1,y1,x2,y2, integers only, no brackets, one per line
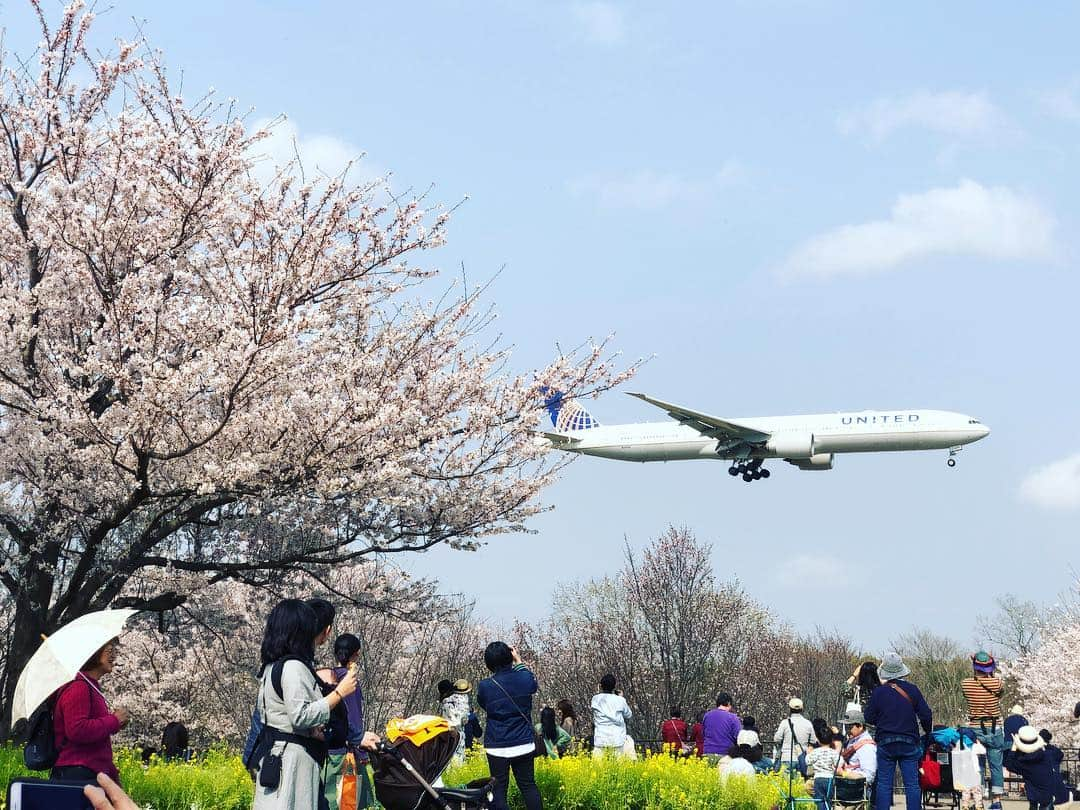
6,1,1079,651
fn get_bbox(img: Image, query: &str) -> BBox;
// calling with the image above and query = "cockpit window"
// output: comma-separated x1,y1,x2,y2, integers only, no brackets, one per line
968,419,981,424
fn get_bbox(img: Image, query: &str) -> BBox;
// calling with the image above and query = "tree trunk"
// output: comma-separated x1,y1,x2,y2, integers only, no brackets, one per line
1,571,55,739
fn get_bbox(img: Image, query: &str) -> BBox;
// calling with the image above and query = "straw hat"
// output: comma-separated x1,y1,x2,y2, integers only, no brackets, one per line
452,678,471,694
788,697,804,711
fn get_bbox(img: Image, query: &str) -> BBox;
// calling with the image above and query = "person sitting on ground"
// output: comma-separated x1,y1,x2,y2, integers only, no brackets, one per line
1003,726,1060,810
702,692,742,761
1038,729,1076,807
590,673,633,759
736,727,770,772
838,707,877,783
773,697,817,774
556,699,577,738
691,713,705,758
660,707,689,755
740,715,761,747
806,726,841,809
718,741,758,779
535,706,572,759
160,722,190,762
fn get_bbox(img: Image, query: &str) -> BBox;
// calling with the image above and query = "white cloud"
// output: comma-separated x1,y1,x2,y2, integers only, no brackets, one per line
1019,453,1080,510
774,553,854,588
568,161,743,209
1040,80,1080,124
247,117,384,188
838,91,1004,141
781,179,1056,280
571,2,626,46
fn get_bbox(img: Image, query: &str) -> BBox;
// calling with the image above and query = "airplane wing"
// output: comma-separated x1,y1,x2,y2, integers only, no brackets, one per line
626,392,771,443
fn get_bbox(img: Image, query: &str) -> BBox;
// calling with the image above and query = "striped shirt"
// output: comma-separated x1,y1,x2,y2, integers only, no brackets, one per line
961,676,1003,722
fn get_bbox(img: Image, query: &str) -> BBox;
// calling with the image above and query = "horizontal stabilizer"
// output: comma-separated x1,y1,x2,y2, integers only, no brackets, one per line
626,392,771,443
540,431,581,445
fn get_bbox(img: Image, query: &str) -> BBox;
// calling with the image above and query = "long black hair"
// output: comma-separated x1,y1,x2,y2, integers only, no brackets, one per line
540,706,559,743
260,599,319,671
857,661,881,693
334,633,361,667
161,722,189,760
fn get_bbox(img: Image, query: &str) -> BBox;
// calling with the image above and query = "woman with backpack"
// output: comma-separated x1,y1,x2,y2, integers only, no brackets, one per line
251,599,378,810
51,637,130,784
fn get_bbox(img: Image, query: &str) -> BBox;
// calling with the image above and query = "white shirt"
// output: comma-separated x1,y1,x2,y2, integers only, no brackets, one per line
845,731,878,782
720,757,757,778
591,692,632,748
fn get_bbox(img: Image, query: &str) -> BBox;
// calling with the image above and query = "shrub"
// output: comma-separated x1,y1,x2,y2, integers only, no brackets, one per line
444,749,804,810
0,745,253,810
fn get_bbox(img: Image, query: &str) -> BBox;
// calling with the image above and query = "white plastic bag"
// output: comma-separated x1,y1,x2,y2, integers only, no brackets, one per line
951,745,982,790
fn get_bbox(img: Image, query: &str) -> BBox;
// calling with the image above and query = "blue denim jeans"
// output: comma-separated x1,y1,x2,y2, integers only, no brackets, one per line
961,726,1005,794
814,776,834,810
875,736,922,810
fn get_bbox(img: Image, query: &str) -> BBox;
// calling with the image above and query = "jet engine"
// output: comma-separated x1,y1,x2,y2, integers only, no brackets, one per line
785,453,834,471
765,434,814,457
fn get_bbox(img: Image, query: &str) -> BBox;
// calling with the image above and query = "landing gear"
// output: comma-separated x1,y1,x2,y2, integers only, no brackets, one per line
729,459,770,482
947,447,962,467
947,458,956,467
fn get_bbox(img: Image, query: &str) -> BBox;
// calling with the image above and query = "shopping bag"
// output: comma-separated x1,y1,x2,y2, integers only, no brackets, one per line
622,735,638,760
951,745,981,790
338,752,358,810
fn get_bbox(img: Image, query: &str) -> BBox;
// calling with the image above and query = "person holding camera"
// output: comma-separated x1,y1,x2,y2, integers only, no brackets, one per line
476,642,542,810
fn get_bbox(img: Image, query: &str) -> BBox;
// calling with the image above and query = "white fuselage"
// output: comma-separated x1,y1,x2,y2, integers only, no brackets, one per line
555,409,989,462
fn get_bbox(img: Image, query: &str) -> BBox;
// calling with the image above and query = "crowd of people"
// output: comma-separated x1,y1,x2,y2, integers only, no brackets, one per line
35,598,1080,810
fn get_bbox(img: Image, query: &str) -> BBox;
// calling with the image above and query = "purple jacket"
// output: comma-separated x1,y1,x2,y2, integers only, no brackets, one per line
702,707,742,755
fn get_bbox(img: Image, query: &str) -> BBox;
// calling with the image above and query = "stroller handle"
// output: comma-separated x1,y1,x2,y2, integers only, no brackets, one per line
375,741,403,760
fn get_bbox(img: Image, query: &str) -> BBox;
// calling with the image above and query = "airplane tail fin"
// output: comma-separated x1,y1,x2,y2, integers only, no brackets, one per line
541,388,600,432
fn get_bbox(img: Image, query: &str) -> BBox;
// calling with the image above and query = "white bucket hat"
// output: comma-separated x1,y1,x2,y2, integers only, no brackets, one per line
1013,726,1046,754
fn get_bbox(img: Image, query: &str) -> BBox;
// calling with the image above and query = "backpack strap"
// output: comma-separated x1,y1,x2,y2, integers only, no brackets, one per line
271,656,315,700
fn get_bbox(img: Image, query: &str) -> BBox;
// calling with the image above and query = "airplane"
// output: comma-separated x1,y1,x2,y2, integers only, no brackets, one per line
538,390,990,482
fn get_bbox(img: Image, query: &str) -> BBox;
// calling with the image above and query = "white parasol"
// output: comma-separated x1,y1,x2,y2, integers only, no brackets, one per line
11,608,137,723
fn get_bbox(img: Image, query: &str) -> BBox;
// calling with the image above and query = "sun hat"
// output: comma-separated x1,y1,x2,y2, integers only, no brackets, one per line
1009,704,1025,716
972,651,996,674
841,707,865,726
452,678,471,694
878,652,911,681
1013,725,1046,754
788,697,804,711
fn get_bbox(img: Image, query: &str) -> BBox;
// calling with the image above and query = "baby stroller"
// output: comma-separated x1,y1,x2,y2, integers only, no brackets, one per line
372,715,494,810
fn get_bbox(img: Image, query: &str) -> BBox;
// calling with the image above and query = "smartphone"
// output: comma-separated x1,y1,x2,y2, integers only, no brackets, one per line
7,778,93,810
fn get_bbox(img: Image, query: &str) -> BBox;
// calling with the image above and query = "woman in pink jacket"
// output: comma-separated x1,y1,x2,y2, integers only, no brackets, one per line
52,637,131,783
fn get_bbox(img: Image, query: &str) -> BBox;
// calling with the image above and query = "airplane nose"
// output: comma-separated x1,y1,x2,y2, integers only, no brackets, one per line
977,425,990,439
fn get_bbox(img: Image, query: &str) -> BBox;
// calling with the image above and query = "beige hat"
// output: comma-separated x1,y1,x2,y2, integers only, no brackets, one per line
1013,726,1045,754
789,697,804,711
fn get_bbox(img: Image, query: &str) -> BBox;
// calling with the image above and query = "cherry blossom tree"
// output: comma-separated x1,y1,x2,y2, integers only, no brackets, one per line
107,563,486,748
1000,582,1080,746
0,1,632,732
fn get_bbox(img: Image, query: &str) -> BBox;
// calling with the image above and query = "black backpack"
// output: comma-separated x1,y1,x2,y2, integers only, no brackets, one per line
270,657,349,750
23,680,82,771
